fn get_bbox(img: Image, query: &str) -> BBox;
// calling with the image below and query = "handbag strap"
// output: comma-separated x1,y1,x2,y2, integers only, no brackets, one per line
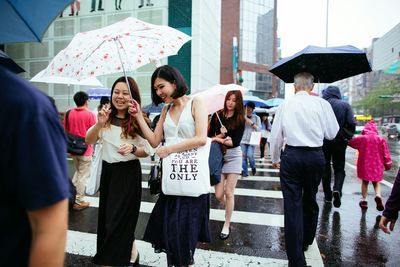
65,110,71,132
162,104,173,145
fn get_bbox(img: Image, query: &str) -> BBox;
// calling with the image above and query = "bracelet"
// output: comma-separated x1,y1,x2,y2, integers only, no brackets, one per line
130,144,137,154
251,122,255,126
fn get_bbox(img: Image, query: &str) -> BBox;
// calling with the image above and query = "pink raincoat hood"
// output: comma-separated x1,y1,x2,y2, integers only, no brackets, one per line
361,120,378,135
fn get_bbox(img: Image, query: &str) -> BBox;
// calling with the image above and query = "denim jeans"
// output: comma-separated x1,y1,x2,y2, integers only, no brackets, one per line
241,144,256,176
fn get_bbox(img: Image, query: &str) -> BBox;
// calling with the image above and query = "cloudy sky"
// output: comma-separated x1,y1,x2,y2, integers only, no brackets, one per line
277,0,400,57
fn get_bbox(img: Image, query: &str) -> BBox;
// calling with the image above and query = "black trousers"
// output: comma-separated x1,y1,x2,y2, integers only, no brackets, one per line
260,137,268,158
322,140,347,198
280,146,325,267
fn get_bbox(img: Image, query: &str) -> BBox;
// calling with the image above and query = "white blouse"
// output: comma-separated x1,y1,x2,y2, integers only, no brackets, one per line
100,125,154,163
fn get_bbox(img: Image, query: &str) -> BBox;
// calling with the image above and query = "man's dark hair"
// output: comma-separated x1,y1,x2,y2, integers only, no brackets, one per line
100,96,109,105
246,101,255,109
73,91,89,107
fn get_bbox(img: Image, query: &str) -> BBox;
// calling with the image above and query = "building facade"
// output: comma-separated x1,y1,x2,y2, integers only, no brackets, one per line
4,0,221,112
220,0,278,99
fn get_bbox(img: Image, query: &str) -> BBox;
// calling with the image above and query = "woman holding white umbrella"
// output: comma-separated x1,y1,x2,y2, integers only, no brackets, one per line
86,76,152,266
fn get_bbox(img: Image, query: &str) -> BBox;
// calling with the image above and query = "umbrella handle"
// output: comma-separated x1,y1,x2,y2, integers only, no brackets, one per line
215,112,223,127
113,37,133,100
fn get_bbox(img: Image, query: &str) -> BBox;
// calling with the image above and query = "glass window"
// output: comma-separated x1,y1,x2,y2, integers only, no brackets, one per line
29,61,49,77
240,0,275,65
29,42,49,58
137,10,163,25
54,19,75,37
107,13,132,24
5,44,25,60
54,83,70,96
54,40,71,55
34,82,49,95
80,16,102,32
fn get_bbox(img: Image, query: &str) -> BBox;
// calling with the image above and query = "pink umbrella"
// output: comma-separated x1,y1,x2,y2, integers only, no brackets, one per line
191,84,248,114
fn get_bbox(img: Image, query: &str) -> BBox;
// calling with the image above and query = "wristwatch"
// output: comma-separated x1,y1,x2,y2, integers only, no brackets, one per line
131,144,137,154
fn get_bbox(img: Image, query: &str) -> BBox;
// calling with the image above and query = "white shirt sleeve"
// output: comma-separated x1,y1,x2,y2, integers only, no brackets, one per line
269,105,285,164
321,100,340,140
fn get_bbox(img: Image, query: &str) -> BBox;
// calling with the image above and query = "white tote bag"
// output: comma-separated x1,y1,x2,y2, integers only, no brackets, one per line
86,143,102,195
162,138,211,197
249,131,262,146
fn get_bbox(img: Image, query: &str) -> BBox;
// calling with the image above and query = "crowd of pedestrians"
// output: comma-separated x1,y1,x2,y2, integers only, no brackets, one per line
3,62,399,267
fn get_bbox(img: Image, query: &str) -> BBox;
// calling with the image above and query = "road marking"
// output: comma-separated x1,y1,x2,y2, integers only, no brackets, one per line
346,162,393,188
139,182,283,198
85,197,284,226
66,230,289,266
239,176,280,182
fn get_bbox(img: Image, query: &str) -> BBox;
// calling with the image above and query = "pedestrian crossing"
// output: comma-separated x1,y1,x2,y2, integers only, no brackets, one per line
66,153,324,266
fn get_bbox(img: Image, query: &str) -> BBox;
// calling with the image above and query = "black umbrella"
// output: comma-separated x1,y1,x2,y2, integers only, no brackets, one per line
269,45,372,83
0,50,25,74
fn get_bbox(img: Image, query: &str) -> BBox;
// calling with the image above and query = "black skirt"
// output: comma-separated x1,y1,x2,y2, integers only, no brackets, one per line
92,160,142,266
143,193,211,266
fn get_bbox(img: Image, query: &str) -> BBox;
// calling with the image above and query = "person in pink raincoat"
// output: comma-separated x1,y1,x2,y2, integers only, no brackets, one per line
348,120,392,211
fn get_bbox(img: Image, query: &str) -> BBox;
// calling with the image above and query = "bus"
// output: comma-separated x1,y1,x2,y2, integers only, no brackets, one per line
354,115,373,134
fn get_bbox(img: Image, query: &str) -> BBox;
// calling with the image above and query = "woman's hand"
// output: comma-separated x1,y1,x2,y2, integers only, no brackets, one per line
128,99,140,118
156,146,170,159
118,143,135,156
220,126,227,135
98,103,111,125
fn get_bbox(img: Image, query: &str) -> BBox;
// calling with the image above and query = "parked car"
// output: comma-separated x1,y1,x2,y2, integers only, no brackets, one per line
387,123,400,140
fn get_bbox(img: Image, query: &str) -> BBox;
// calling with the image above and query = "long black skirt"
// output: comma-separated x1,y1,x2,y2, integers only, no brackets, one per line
143,193,211,266
92,160,142,266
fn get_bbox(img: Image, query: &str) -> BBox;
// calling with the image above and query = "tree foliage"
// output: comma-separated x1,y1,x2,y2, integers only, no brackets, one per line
353,76,400,117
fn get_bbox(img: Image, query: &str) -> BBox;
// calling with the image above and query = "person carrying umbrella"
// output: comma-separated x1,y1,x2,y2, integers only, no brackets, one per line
269,72,339,266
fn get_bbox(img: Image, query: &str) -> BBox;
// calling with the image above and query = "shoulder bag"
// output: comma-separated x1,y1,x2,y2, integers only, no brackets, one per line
65,110,88,155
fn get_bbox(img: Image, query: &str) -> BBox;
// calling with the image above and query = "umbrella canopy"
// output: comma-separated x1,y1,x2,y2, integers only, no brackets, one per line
269,45,372,83
264,97,284,107
384,59,400,74
254,106,279,115
0,50,25,74
192,84,248,114
41,17,191,81
243,95,268,107
31,69,103,86
86,88,111,100
0,0,72,44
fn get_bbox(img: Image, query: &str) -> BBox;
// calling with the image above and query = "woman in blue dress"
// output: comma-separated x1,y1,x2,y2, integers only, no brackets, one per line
130,65,211,266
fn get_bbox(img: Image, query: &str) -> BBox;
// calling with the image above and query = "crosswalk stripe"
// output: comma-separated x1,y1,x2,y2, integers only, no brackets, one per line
239,176,280,182
138,182,283,198
85,197,284,227
66,230,289,266
66,230,322,266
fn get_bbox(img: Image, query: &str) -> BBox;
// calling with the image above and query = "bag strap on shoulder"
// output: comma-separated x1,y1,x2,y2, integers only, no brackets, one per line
65,110,71,132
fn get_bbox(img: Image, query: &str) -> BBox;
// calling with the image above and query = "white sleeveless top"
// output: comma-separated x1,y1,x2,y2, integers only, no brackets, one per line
164,98,195,146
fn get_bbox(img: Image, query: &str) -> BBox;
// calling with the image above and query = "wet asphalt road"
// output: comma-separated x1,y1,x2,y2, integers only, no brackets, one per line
65,139,400,266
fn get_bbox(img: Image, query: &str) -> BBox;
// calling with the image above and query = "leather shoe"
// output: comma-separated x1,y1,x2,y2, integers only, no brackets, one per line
219,227,230,240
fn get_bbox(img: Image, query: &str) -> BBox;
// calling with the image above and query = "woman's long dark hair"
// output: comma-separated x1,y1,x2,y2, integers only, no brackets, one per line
106,76,149,138
220,90,245,130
